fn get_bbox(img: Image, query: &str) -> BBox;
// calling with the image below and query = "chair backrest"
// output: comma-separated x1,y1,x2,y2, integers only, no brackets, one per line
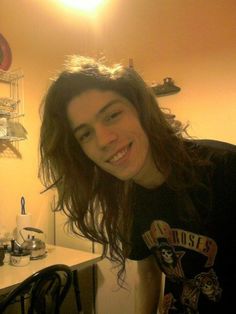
0,264,73,314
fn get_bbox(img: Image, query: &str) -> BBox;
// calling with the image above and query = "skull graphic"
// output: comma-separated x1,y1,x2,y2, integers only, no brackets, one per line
161,248,174,264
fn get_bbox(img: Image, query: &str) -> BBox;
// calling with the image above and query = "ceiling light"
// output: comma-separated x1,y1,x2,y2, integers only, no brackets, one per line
59,0,105,12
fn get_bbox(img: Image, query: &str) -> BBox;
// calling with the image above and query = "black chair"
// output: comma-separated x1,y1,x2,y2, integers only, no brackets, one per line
0,264,73,314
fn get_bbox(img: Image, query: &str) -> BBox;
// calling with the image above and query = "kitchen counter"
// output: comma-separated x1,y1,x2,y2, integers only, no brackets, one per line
0,244,101,294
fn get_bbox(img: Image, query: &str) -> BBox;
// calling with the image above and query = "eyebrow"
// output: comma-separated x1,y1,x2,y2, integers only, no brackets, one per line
73,98,123,134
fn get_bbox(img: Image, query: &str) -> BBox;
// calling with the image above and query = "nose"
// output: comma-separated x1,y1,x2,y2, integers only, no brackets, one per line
95,125,117,149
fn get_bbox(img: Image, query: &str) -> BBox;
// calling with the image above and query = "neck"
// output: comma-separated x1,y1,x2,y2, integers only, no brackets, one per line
133,154,166,189
135,170,166,189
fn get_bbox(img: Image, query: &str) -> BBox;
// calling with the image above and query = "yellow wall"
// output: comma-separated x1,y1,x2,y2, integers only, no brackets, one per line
0,0,236,240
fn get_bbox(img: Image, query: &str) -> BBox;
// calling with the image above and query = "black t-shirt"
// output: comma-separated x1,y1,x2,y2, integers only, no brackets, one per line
129,140,236,314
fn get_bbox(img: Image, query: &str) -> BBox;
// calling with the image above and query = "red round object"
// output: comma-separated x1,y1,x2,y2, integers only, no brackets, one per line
0,33,12,71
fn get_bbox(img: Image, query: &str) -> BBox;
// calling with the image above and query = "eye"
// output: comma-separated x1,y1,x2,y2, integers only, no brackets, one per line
105,111,122,122
77,130,92,143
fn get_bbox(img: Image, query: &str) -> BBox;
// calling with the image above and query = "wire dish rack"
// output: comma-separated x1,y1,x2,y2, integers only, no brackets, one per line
0,69,27,141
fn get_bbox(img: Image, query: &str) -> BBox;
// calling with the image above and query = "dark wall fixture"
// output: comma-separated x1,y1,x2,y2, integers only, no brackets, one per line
151,77,181,97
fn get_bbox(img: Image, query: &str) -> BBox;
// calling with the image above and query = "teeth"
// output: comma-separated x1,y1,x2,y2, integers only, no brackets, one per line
109,147,128,163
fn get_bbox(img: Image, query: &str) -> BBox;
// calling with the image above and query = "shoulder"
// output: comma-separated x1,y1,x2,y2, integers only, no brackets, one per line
186,138,236,153
186,139,236,164
190,139,236,193
185,139,236,191
191,139,236,151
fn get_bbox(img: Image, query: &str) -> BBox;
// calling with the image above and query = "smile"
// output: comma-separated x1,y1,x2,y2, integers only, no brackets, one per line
108,143,132,164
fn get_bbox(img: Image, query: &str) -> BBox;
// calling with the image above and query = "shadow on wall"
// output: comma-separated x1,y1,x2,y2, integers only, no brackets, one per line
0,141,22,159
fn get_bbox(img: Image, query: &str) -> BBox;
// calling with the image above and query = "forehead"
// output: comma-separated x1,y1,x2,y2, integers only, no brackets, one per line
67,89,132,127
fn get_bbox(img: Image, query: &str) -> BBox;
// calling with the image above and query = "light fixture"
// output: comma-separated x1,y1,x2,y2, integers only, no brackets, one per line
59,0,105,12
152,78,181,97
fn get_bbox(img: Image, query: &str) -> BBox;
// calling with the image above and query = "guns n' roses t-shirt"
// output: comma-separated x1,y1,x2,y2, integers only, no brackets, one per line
129,140,236,314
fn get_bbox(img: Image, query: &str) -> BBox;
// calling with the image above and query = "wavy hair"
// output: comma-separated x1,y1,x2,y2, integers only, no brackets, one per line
39,56,206,285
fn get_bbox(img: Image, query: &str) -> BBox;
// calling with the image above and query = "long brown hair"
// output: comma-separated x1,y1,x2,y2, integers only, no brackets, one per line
39,56,206,284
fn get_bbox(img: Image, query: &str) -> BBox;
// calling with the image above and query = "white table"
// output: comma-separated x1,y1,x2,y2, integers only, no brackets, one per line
0,244,101,295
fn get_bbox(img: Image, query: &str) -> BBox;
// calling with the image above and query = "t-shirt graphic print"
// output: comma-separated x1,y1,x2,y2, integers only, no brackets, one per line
143,220,222,314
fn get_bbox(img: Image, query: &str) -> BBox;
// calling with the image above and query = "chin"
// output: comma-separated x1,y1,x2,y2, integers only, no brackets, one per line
115,170,140,182
105,165,144,181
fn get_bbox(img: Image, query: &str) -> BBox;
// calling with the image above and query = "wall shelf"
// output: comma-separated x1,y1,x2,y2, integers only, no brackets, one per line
0,135,26,141
0,69,24,83
0,69,26,141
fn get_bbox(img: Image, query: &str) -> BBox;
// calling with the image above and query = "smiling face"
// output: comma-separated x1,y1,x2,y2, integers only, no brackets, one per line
67,89,164,187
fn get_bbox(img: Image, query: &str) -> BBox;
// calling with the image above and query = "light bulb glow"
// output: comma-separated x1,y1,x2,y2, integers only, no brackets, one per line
59,0,105,12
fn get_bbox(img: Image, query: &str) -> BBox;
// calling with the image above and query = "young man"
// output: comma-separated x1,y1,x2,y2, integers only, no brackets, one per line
39,56,236,314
